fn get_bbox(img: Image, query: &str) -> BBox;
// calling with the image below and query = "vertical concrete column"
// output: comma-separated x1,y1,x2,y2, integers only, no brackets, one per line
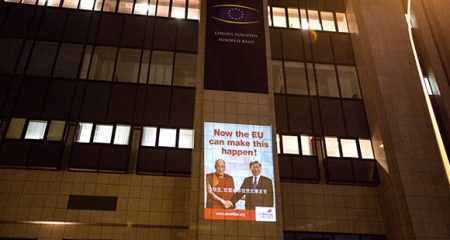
187,0,284,239
347,0,450,239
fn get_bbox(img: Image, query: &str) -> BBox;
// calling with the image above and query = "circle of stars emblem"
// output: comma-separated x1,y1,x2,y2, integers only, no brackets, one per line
227,7,244,21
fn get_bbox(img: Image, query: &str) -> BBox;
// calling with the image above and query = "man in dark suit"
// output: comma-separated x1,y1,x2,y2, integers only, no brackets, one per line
231,161,274,210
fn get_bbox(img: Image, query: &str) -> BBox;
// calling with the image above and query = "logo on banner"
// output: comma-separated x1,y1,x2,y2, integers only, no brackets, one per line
255,207,276,222
212,4,259,24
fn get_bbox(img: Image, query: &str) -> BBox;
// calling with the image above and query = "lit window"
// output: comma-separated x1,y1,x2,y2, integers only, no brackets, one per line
336,13,349,33
75,123,93,143
113,125,131,145
103,0,117,12
187,0,199,20
178,129,194,149
268,7,272,26
300,9,309,29
282,135,299,154
272,7,287,28
272,60,285,93
46,0,61,7
142,127,157,146
156,0,170,17
134,0,149,15
158,128,177,147
359,139,375,159
47,121,66,141
287,8,300,29
276,134,281,154
24,120,47,140
341,139,358,158
5,118,26,139
301,135,314,156
21,0,34,4
321,12,336,32
79,0,95,10
118,0,134,13
171,0,186,18
338,66,361,99
307,10,321,30
63,0,79,8
93,125,113,144
94,0,104,10
325,137,340,157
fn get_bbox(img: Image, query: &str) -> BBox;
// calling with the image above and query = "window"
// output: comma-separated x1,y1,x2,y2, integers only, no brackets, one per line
301,135,314,156
272,7,287,28
287,8,300,29
75,123,93,143
325,137,340,157
173,53,197,87
103,0,117,12
171,0,186,18
156,0,170,17
93,125,114,143
268,7,272,26
272,60,285,93
134,0,150,15
79,0,95,10
5,118,26,139
139,50,151,84
300,9,309,29
115,48,141,83
340,139,358,158
187,0,200,20
306,63,317,95
321,12,336,32
26,41,58,77
63,0,79,8
282,135,299,154
118,0,134,13
285,61,308,95
316,64,339,97
178,129,194,149
113,125,131,145
307,10,321,30
141,127,157,146
336,13,349,33
338,66,361,99
47,121,66,141
24,120,47,140
276,134,281,154
88,46,117,81
149,51,173,85
158,128,177,147
359,139,375,159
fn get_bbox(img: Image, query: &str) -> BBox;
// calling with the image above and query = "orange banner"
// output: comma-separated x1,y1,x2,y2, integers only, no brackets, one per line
204,208,255,221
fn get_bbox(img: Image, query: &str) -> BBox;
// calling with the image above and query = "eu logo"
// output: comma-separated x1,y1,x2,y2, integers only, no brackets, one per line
212,4,259,24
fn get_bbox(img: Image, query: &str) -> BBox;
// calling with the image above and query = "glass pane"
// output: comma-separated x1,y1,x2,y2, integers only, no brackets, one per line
173,53,196,87
156,0,170,17
272,7,287,28
19,0,32,3
187,0,199,20
272,60,285,93
103,0,117,12
118,0,133,13
316,64,339,97
282,135,299,154
301,135,314,156
139,50,150,84
287,8,300,29
285,61,308,95
47,0,61,7
325,137,340,157
158,128,177,147
94,0,104,10
338,65,361,99
113,125,131,145
336,13,349,33
6,118,26,139
79,0,95,10
308,10,321,30
149,51,173,85
359,139,375,159
89,46,117,81
134,0,149,15
27,41,58,77
142,127,157,146
306,63,316,95
300,9,309,29
171,0,186,18
178,129,194,149
93,124,113,144
24,120,47,140
341,139,358,158
79,45,93,79
276,134,280,154
47,121,66,141
268,6,272,26
115,48,141,83
63,0,79,8
75,123,93,143
321,11,336,32
54,43,83,79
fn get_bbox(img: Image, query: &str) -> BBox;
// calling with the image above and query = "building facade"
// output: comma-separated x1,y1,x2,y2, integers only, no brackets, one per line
0,0,449,239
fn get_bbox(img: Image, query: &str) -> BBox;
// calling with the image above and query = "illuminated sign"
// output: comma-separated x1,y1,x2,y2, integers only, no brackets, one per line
204,122,276,222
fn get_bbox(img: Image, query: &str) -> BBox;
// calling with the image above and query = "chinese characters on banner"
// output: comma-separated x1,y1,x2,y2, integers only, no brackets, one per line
204,122,276,222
